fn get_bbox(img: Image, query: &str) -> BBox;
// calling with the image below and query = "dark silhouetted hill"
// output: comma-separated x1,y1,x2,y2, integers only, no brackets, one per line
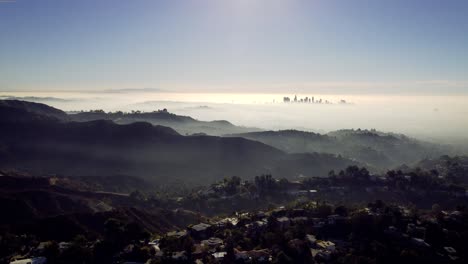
0,99,68,120
0,100,357,185
69,109,259,136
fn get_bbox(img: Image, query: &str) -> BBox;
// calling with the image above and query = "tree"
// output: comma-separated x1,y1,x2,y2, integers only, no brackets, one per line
182,236,195,260
334,205,349,216
93,240,116,264
42,241,60,263
275,251,294,264
125,222,150,242
431,204,441,215
316,203,333,218
104,218,124,240
130,190,147,201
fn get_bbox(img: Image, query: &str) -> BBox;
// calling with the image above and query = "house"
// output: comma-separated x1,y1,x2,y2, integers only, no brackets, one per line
327,214,347,225
315,250,332,261
188,223,212,239
411,238,430,249
192,243,208,259
58,241,71,251
10,257,47,264
166,230,187,239
316,240,336,252
306,234,317,246
291,217,308,224
212,251,227,260
201,237,224,251
277,217,290,229
443,246,457,255
191,223,211,232
215,217,238,227
235,249,271,262
172,251,187,261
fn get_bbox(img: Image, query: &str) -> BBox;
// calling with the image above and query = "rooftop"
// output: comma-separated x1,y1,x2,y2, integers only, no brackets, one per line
191,223,211,232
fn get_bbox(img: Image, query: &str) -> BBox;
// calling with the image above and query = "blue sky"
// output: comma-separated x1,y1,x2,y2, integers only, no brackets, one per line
1,0,468,94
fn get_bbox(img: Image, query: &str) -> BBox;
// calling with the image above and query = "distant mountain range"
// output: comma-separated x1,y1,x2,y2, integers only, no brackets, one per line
0,99,69,120
0,100,358,185
227,129,458,169
68,108,260,136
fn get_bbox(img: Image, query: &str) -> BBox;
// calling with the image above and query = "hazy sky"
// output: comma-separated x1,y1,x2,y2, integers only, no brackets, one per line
1,0,468,94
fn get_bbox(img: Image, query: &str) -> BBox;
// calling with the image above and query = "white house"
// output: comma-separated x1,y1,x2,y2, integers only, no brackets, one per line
10,257,47,264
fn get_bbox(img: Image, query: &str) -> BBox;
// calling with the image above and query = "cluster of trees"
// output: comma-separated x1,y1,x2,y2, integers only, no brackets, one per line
328,165,370,183
75,109,169,115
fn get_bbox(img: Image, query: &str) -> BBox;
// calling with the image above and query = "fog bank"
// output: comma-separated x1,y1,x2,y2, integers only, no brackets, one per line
2,91,467,144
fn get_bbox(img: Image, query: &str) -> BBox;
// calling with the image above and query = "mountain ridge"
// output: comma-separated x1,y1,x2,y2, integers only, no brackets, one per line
227,128,455,169
0,100,358,185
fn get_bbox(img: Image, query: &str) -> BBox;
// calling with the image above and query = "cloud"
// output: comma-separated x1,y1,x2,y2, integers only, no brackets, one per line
3,80,467,95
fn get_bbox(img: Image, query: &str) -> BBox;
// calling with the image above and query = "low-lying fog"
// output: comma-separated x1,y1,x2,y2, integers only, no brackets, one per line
2,91,468,144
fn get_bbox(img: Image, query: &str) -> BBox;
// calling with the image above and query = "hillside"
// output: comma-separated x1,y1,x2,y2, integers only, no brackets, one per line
412,155,468,184
0,173,200,241
0,98,259,136
0,100,357,185
0,99,68,120
68,108,259,136
228,129,453,169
